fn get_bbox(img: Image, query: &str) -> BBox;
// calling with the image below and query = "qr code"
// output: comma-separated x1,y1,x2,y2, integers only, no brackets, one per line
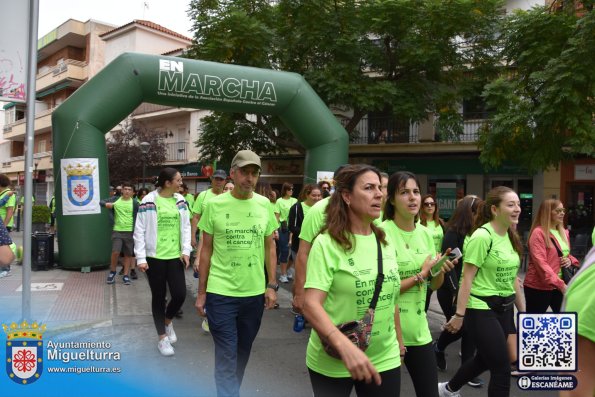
518,313,576,371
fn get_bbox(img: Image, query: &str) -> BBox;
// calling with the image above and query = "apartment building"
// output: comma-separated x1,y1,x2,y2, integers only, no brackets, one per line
0,18,194,203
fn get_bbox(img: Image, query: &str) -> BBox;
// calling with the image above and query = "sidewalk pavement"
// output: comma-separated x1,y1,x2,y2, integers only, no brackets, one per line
1,231,556,397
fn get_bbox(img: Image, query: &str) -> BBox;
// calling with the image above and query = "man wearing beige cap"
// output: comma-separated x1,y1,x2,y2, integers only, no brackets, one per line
196,150,278,397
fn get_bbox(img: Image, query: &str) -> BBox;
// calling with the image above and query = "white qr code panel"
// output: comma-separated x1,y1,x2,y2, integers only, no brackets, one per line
518,313,577,372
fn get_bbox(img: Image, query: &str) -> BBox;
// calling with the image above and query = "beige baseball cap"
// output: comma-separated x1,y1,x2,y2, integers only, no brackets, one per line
231,150,261,169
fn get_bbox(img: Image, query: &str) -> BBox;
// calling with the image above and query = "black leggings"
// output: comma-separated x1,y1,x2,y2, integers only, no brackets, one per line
308,367,400,397
524,286,563,313
145,257,186,335
425,286,458,318
448,309,514,397
404,342,439,397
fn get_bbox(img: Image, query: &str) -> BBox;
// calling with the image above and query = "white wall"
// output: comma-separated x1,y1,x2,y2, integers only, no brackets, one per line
506,0,545,12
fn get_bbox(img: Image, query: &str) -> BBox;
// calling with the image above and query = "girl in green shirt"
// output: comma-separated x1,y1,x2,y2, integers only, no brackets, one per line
382,172,453,397
441,186,525,397
303,164,403,397
134,168,191,357
275,183,298,283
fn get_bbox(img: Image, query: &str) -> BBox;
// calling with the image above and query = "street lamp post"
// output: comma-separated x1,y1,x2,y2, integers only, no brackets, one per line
140,142,151,188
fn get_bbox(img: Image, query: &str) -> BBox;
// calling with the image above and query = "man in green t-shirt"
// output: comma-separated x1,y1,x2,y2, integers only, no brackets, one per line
190,169,227,249
195,150,278,397
100,182,139,285
179,183,195,215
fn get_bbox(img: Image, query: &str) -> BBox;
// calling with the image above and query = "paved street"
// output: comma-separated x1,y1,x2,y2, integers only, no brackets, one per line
1,231,558,396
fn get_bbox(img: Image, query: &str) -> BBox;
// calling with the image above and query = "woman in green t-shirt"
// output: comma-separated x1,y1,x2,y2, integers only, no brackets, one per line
133,168,192,357
303,164,403,397
420,194,446,313
440,186,525,397
382,171,453,397
275,183,298,283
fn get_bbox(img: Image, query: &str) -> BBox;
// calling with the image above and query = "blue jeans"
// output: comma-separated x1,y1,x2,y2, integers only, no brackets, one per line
277,227,290,263
206,293,265,397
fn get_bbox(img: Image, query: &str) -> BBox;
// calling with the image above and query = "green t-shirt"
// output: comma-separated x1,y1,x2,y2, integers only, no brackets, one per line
464,223,520,310
113,197,134,232
192,188,218,216
301,202,313,219
305,232,401,377
198,193,278,297
550,229,570,256
155,195,181,260
550,229,570,279
184,193,195,214
299,197,330,243
382,220,436,346
425,220,444,253
274,196,297,223
564,260,595,343
0,189,16,228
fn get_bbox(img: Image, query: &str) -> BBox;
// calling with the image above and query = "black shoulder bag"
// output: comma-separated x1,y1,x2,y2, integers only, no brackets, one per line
550,237,578,284
322,236,385,359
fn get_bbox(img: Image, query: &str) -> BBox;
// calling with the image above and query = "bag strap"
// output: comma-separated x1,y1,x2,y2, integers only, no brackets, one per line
479,226,493,256
549,236,564,258
368,235,385,310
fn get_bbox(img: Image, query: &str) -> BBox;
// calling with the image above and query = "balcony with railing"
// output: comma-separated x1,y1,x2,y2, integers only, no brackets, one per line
165,142,189,162
36,59,87,93
344,117,420,144
344,113,490,145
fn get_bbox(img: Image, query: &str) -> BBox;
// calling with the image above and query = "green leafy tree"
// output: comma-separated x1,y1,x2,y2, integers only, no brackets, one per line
106,120,167,186
479,3,595,172
186,0,504,162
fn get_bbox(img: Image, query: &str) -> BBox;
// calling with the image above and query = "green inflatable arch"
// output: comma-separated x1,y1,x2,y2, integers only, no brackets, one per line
52,52,348,269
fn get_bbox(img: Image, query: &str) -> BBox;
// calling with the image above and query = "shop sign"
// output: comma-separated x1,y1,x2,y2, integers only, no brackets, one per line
574,165,594,181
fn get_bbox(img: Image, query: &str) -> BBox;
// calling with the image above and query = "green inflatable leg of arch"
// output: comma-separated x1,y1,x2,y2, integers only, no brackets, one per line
52,53,348,269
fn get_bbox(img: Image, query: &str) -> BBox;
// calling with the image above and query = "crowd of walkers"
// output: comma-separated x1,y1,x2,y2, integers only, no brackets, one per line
39,155,590,397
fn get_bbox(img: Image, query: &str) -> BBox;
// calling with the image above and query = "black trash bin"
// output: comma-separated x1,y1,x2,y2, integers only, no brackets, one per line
31,233,54,271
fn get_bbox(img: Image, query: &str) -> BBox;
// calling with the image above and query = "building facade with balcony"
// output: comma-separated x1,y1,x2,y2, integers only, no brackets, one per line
1,19,117,204
0,18,203,203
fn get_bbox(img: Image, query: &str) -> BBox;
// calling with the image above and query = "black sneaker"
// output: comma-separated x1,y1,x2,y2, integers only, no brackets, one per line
467,377,484,388
130,269,138,280
434,342,447,371
106,271,117,284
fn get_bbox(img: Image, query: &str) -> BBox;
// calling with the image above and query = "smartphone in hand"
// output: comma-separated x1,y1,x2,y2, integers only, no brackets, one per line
430,248,462,277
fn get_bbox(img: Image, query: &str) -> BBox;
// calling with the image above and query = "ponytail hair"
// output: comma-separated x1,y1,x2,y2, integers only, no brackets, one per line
155,167,179,188
473,186,523,257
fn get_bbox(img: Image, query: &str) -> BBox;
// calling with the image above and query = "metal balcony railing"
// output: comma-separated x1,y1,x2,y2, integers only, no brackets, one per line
342,116,420,144
343,113,490,144
165,142,189,162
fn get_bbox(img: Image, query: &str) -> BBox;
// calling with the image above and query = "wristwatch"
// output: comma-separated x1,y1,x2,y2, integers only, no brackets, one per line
266,283,279,292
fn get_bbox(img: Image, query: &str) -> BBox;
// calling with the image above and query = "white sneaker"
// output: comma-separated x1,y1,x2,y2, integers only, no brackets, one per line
165,323,177,344
201,318,210,333
439,382,461,397
287,268,295,280
157,337,174,356
279,274,289,283
0,270,9,278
